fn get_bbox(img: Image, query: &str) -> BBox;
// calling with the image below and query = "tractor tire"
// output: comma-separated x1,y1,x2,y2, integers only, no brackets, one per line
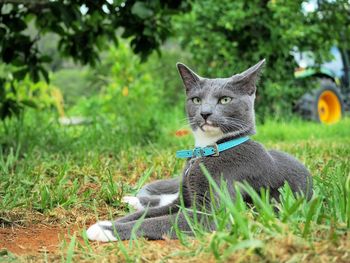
296,79,344,124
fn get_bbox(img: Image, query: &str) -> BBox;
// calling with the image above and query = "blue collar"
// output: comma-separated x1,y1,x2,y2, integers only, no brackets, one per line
176,136,250,159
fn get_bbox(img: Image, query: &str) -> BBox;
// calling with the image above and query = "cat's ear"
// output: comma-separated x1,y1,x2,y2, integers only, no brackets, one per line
233,59,265,95
176,63,202,92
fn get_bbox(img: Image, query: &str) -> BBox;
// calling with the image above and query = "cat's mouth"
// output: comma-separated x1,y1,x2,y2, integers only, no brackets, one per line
200,122,221,133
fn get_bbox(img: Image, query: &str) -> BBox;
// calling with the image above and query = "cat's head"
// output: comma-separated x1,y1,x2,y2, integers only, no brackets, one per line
177,60,265,146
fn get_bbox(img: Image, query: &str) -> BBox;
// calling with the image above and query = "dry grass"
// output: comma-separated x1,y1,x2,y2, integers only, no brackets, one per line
1,118,349,262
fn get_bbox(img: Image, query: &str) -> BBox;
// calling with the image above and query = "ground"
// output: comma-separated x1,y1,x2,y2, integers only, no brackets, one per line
0,225,70,255
0,118,349,262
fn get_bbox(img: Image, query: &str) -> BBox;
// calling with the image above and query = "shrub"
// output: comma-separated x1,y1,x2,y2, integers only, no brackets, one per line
0,73,55,120
73,40,188,145
174,0,342,119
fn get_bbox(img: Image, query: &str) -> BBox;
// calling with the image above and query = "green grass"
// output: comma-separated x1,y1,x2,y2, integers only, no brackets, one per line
0,111,349,262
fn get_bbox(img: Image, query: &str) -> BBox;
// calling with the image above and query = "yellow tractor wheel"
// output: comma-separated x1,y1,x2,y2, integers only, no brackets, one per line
317,90,342,124
297,79,344,124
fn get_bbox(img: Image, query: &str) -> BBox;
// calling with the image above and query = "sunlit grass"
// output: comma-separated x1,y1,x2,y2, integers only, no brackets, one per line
0,113,349,262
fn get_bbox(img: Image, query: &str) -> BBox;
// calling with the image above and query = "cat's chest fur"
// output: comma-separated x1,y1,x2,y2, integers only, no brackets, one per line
182,139,311,204
181,142,251,202
182,141,279,202
193,128,224,147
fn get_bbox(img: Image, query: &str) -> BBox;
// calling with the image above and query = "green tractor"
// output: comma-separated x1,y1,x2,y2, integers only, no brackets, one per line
294,46,350,124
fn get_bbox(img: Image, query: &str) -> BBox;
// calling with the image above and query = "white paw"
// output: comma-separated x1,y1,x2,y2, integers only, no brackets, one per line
122,196,144,210
86,221,117,242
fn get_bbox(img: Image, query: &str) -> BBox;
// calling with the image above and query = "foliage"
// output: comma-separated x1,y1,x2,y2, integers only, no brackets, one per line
0,0,190,118
0,0,190,78
58,39,191,146
93,41,165,143
86,40,190,103
174,0,350,119
0,39,189,153
0,68,54,120
51,67,92,107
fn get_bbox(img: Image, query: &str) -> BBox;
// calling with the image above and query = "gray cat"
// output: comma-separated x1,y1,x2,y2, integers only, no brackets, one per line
86,60,313,242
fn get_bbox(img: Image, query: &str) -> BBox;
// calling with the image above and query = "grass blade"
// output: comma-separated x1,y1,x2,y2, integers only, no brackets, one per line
65,234,76,263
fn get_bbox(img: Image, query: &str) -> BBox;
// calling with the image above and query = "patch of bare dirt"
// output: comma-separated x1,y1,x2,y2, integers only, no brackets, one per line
0,224,78,255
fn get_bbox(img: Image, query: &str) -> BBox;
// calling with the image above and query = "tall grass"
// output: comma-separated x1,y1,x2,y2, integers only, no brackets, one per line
155,156,349,261
0,108,349,261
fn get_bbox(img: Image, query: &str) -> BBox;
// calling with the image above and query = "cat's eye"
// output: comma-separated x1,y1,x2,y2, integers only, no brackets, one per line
219,96,232,104
192,97,201,104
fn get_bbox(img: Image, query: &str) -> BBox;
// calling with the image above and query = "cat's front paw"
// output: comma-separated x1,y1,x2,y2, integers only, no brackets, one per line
122,196,143,210
86,221,117,242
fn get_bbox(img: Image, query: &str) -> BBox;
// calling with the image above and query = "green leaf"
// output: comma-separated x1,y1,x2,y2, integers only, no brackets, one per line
40,55,52,63
303,197,321,238
65,234,76,263
20,100,37,108
131,2,154,19
39,66,50,83
13,68,28,81
7,17,27,32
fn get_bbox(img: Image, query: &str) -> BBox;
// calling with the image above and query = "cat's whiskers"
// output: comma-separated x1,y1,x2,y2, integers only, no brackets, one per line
223,119,247,128
177,117,196,128
224,117,250,128
224,123,249,132
223,116,248,124
219,116,252,135
228,122,247,131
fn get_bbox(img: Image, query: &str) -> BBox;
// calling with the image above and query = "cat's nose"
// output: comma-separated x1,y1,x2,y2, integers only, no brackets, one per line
201,112,212,120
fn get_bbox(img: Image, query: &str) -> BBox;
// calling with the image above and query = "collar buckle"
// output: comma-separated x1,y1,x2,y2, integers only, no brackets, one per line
208,143,219,156
176,136,249,159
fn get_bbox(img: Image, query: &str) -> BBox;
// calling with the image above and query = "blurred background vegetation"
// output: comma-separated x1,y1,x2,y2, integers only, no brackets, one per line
0,3,349,260
0,0,349,153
